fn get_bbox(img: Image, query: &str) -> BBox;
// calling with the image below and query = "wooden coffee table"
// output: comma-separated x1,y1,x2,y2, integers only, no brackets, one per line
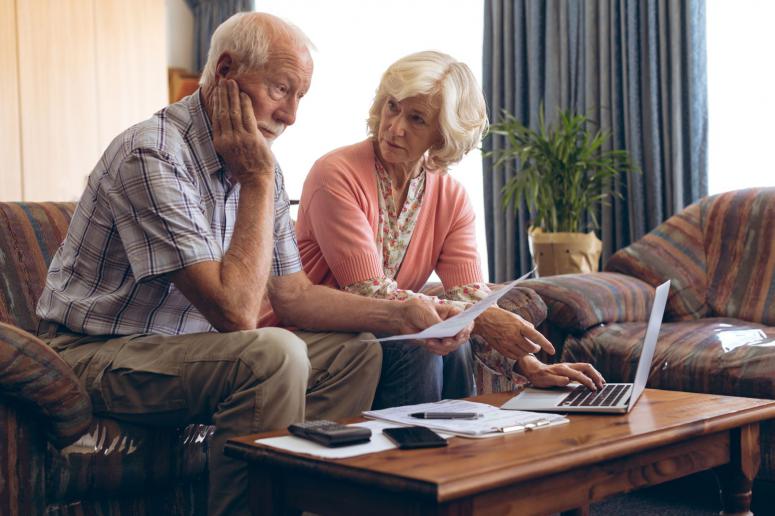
225,389,775,515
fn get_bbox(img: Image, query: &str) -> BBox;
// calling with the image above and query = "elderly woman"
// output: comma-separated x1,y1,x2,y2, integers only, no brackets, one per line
293,51,604,408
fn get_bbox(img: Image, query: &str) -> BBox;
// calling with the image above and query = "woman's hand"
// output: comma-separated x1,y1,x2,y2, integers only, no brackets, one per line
517,355,605,391
398,298,473,356
473,306,555,360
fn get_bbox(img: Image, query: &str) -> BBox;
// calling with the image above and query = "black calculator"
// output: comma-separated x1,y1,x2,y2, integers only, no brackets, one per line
288,420,372,447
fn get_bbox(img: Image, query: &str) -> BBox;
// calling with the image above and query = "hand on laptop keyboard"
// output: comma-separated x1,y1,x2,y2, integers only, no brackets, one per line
516,357,606,391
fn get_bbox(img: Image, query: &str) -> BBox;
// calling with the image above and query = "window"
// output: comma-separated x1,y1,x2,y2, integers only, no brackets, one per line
255,0,487,277
707,0,775,194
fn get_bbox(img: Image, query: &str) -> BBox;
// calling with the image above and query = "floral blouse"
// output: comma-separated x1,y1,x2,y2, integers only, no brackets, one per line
343,157,523,382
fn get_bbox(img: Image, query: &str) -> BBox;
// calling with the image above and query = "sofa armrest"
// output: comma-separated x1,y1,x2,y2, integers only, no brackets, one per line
521,273,655,333
420,282,548,395
493,285,547,326
0,323,92,448
420,283,547,326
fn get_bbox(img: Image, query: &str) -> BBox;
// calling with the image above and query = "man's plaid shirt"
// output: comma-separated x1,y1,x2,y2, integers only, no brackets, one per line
36,92,302,336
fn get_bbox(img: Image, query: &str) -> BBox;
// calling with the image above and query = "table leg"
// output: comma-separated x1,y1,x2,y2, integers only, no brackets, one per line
715,424,760,516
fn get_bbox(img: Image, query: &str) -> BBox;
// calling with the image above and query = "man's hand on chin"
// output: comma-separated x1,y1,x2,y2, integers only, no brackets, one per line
211,79,274,185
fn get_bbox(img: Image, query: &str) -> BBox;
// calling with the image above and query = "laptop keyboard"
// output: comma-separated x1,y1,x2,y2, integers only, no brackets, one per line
559,384,631,407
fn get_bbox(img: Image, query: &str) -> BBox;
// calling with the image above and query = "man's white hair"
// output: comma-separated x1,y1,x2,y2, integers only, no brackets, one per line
367,51,488,171
200,12,313,89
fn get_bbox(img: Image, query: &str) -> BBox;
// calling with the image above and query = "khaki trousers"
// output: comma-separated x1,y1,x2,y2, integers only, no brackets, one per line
43,327,382,516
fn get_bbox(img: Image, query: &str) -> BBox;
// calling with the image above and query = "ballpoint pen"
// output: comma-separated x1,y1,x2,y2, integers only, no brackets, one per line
410,412,483,420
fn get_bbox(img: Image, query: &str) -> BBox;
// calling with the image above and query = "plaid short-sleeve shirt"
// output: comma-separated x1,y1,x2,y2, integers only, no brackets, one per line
36,91,302,336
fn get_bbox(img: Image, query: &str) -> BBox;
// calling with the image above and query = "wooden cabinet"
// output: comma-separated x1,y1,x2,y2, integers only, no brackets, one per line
1,0,167,202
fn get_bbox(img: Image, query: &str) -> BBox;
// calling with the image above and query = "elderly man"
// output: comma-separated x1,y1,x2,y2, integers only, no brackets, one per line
36,12,469,515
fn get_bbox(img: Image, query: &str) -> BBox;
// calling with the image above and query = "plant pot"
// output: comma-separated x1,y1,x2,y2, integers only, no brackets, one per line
528,227,602,277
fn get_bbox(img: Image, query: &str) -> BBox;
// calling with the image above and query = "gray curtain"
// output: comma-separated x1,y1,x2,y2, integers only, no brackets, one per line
482,0,707,282
186,0,255,72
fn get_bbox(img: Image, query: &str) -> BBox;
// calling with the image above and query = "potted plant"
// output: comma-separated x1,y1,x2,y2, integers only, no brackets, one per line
486,106,636,277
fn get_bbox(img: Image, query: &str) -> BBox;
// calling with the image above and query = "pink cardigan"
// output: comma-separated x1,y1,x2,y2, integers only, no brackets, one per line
260,139,484,327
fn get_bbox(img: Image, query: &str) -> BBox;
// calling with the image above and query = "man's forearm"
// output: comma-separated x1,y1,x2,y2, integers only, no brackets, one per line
216,177,275,327
280,283,401,334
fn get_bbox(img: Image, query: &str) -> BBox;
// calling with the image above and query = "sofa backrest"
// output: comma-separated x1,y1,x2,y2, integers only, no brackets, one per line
701,188,775,325
0,202,75,332
606,188,775,325
605,201,709,321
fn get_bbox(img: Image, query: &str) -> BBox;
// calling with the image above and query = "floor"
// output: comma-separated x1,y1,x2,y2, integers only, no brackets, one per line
589,471,775,515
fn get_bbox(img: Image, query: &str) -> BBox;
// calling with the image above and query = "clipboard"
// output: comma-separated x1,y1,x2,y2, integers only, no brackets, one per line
363,399,568,439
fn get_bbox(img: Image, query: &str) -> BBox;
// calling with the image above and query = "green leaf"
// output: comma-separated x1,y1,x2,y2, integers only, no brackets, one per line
485,103,636,233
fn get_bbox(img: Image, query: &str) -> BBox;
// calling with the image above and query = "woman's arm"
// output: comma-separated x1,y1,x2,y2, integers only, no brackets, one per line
447,285,603,390
345,276,465,307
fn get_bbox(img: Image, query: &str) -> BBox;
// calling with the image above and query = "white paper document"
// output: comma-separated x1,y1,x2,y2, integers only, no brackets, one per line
255,420,453,459
363,399,568,438
370,268,535,342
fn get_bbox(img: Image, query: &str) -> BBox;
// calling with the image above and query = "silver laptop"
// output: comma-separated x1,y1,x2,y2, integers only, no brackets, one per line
501,280,670,414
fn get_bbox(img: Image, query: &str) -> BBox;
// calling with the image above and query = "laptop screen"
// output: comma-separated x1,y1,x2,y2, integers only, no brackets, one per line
630,280,671,404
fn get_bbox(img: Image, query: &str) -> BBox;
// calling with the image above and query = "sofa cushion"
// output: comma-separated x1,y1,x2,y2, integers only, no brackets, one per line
701,188,775,326
522,273,655,332
561,317,775,399
0,202,75,332
605,202,709,321
0,323,91,448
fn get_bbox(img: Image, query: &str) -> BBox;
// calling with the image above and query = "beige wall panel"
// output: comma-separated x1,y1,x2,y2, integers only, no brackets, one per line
95,0,168,151
0,0,22,200
17,0,99,202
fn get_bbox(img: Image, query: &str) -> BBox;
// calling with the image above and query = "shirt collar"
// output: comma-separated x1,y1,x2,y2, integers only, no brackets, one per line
186,89,225,176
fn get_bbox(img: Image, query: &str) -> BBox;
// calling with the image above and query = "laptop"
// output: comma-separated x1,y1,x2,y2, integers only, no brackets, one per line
501,280,670,414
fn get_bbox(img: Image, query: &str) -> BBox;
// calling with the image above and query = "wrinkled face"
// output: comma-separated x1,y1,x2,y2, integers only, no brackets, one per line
376,94,442,165
226,43,313,143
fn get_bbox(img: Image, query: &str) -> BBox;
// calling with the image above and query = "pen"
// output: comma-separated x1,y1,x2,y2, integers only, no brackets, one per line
410,412,482,420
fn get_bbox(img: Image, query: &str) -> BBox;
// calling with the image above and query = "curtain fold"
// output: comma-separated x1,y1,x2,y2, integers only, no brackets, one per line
482,0,707,282
186,0,255,72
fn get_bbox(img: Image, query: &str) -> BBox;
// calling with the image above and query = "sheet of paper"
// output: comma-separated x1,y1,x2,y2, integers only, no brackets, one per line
254,420,452,459
363,399,567,438
371,268,535,342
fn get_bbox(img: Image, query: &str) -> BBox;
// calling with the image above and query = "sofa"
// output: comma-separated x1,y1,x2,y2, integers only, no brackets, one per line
520,187,775,483
0,202,211,515
0,201,546,515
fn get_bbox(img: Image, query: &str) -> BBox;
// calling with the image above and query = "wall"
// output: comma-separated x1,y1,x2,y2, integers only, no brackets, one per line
0,0,168,202
0,0,22,200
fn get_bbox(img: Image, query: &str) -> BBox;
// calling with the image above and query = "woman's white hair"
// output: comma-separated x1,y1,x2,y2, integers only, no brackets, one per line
367,51,489,171
200,12,313,89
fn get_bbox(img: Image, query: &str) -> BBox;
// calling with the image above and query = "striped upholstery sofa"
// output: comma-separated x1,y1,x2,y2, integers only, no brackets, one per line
0,202,211,515
521,188,775,483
